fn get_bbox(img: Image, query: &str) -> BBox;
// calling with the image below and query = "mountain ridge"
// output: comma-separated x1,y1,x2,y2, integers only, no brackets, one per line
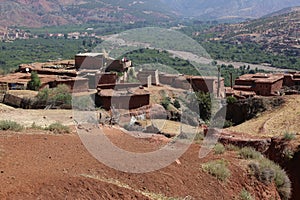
1,0,300,28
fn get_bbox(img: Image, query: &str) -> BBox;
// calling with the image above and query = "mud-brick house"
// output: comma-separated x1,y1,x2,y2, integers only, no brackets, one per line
234,73,284,96
105,59,132,73
283,72,300,87
75,53,132,72
186,76,225,98
137,70,160,86
75,53,109,70
96,87,150,110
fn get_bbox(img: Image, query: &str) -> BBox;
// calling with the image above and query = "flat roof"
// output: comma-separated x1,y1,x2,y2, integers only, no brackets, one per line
76,53,104,57
186,75,224,81
0,72,86,85
236,73,284,84
98,87,149,97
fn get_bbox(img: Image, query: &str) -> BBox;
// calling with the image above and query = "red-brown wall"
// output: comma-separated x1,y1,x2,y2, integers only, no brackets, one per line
96,94,150,110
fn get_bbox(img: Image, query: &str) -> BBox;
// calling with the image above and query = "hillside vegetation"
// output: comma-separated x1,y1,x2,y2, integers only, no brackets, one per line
183,8,300,70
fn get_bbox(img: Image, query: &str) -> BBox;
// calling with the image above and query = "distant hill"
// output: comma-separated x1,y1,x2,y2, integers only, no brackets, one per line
202,7,300,57
1,0,300,28
0,0,175,28
161,0,300,20
263,6,300,18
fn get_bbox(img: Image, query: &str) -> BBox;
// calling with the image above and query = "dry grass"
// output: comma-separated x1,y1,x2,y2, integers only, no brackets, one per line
228,95,300,137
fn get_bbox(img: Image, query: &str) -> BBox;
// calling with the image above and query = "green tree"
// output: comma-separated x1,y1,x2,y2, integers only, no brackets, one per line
195,92,212,121
27,72,41,91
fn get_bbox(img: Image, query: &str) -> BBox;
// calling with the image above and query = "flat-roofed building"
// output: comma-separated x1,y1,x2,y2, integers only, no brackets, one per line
96,87,150,110
234,73,284,96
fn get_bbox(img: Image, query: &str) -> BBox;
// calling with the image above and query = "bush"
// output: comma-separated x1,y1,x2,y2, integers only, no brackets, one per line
214,143,225,154
173,99,181,109
283,148,294,160
195,92,212,121
27,71,41,91
226,144,240,151
36,84,72,108
202,159,231,181
239,147,262,159
227,96,237,104
194,131,204,144
239,188,254,200
283,132,295,141
45,122,70,134
0,120,23,131
248,158,291,200
161,96,171,110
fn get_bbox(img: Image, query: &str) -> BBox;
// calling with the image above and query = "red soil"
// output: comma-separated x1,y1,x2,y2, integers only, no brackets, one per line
0,128,280,199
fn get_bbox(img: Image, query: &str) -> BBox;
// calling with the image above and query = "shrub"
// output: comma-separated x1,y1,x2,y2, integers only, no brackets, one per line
283,132,295,141
223,120,234,128
45,122,70,134
202,159,231,181
214,143,225,155
27,71,41,91
248,158,292,200
173,99,181,109
283,148,294,160
194,131,204,144
226,144,240,151
239,147,262,159
239,188,254,200
227,96,237,104
195,92,212,121
37,84,72,108
161,96,171,110
0,120,23,131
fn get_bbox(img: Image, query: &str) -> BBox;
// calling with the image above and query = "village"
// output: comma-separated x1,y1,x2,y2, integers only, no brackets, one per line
0,52,299,105
0,53,300,137
0,27,100,42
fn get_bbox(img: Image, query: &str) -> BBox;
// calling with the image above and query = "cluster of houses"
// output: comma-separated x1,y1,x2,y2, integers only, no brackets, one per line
0,52,299,110
0,28,31,41
0,27,101,42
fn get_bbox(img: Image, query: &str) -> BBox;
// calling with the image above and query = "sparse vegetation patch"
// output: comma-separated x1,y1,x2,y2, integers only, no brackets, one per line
241,147,292,200
213,143,225,155
283,132,296,141
226,144,240,151
202,159,231,181
239,147,262,160
0,120,24,132
45,122,70,134
239,188,254,200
